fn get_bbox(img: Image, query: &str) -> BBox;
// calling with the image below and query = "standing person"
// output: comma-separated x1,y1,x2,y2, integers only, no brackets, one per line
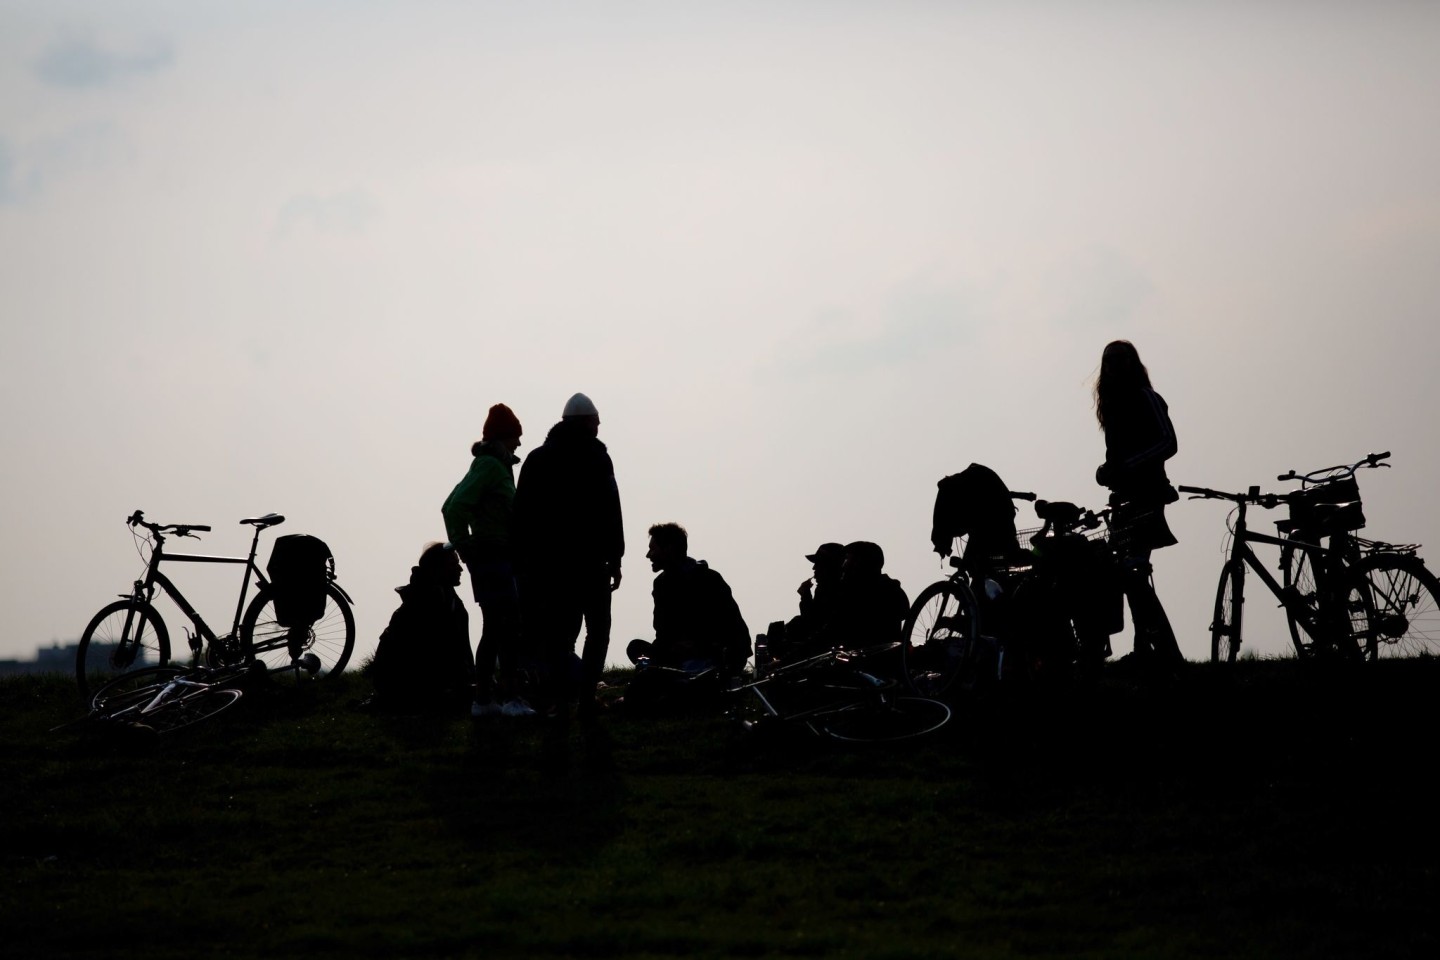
513,392,624,719
442,403,534,717
1093,340,1185,672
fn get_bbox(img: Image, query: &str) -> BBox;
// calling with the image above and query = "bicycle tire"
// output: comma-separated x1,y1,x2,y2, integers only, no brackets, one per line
90,665,187,713
239,583,355,678
1352,553,1440,659
75,600,171,703
901,580,981,698
819,696,951,743
134,687,244,734
1210,560,1243,663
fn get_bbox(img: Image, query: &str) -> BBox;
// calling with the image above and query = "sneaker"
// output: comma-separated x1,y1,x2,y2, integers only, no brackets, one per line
471,700,504,718
500,698,537,717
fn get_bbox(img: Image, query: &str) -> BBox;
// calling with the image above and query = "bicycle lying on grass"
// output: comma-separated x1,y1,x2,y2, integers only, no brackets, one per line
76,510,355,701
733,642,951,742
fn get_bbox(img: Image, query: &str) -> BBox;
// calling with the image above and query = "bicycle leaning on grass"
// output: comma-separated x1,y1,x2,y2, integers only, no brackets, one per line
1273,452,1440,660
75,510,356,701
54,662,253,736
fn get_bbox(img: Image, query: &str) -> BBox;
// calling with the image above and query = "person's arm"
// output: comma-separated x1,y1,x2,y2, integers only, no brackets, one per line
441,461,484,548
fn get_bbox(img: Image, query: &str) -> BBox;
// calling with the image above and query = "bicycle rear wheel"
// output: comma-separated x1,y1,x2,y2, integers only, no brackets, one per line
1281,543,1316,655
239,583,355,678
90,665,186,713
1352,553,1440,659
902,580,981,698
75,601,171,703
1210,560,1243,663
819,696,951,743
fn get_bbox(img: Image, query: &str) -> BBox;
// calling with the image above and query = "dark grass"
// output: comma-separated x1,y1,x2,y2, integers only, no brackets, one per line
3,658,1439,959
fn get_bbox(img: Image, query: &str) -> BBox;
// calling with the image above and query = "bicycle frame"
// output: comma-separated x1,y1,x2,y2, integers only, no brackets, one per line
126,525,270,656
1225,499,1342,647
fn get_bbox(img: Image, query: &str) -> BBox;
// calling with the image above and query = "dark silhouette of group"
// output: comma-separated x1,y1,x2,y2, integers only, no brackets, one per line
367,339,1184,716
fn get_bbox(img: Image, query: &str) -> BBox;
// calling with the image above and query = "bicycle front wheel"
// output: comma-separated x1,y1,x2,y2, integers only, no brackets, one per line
76,601,171,703
138,687,244,734
240,584,355,678
819,696,951,743
902,580,981,698
1211,560,1243,663
1352,553,1440,659
90,665,186,714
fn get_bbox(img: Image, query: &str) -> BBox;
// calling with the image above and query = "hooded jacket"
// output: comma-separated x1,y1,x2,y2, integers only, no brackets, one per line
441,440,519,560
370,565,473,708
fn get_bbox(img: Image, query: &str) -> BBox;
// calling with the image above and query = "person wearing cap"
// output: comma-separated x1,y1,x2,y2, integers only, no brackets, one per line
366,542,473,714
513,392,625,718
767,541,845,661
441,403,533,717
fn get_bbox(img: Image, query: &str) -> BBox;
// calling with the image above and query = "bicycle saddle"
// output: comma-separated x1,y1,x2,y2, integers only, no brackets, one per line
239,513,286,528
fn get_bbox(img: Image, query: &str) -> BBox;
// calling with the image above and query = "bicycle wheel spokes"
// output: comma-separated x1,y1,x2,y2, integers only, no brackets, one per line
1356,554,1440,658
241,584,355,678
903,581,980,697
76,601,171,702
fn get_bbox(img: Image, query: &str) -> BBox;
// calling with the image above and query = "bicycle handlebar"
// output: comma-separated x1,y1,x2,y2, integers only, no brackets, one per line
1177,485,1287,509
126,510,211,538
1276,451,1392,484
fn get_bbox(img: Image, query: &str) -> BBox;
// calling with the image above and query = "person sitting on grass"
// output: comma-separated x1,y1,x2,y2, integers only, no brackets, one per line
623,522,750,713
365,542,474,714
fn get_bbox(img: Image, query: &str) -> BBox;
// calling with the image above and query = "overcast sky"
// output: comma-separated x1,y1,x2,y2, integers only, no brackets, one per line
3,1,1438,668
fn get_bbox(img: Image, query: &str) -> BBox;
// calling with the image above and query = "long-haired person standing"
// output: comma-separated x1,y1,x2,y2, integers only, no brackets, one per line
1094,340,1185,673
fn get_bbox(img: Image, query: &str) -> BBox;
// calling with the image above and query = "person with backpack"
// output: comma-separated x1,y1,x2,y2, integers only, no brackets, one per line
366,542,473,714
442,403,534,717
1093,340,1184,673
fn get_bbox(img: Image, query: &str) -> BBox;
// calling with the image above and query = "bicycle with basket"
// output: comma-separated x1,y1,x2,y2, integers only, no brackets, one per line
903,468,1123,699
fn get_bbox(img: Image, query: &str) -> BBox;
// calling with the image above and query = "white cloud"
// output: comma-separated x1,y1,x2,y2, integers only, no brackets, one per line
34,34,175,88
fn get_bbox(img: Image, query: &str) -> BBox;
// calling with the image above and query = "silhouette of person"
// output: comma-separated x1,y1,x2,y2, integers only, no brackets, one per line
829,541,909,650
441,403,534,717
367,542,473,714
774,541,845,659
628,522,751,674
1093,340,1184,671
513,392,624,719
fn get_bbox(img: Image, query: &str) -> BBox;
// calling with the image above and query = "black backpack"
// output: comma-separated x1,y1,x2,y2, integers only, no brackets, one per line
266,534,333,627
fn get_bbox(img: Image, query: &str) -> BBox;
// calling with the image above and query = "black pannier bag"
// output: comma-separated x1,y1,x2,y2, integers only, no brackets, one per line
266,534,334,627
1288,477,1365,535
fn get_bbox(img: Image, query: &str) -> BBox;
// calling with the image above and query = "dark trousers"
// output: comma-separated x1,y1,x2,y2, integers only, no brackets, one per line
469,558,521,701
1120,550,1183,666
526,565,612,708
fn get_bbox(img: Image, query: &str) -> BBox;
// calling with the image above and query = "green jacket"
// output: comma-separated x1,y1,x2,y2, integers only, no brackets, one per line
441,441,519,557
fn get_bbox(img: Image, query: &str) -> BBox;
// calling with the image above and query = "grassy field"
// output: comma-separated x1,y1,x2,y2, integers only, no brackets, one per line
3,658,1438,960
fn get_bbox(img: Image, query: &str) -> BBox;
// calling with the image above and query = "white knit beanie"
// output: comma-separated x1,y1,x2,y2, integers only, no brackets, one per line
562,392,599,418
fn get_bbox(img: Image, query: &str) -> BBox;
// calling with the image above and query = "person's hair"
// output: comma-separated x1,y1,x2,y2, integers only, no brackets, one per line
843,540,885,575
417,541,452,573
1093,340,1153,429
647,522,688,555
